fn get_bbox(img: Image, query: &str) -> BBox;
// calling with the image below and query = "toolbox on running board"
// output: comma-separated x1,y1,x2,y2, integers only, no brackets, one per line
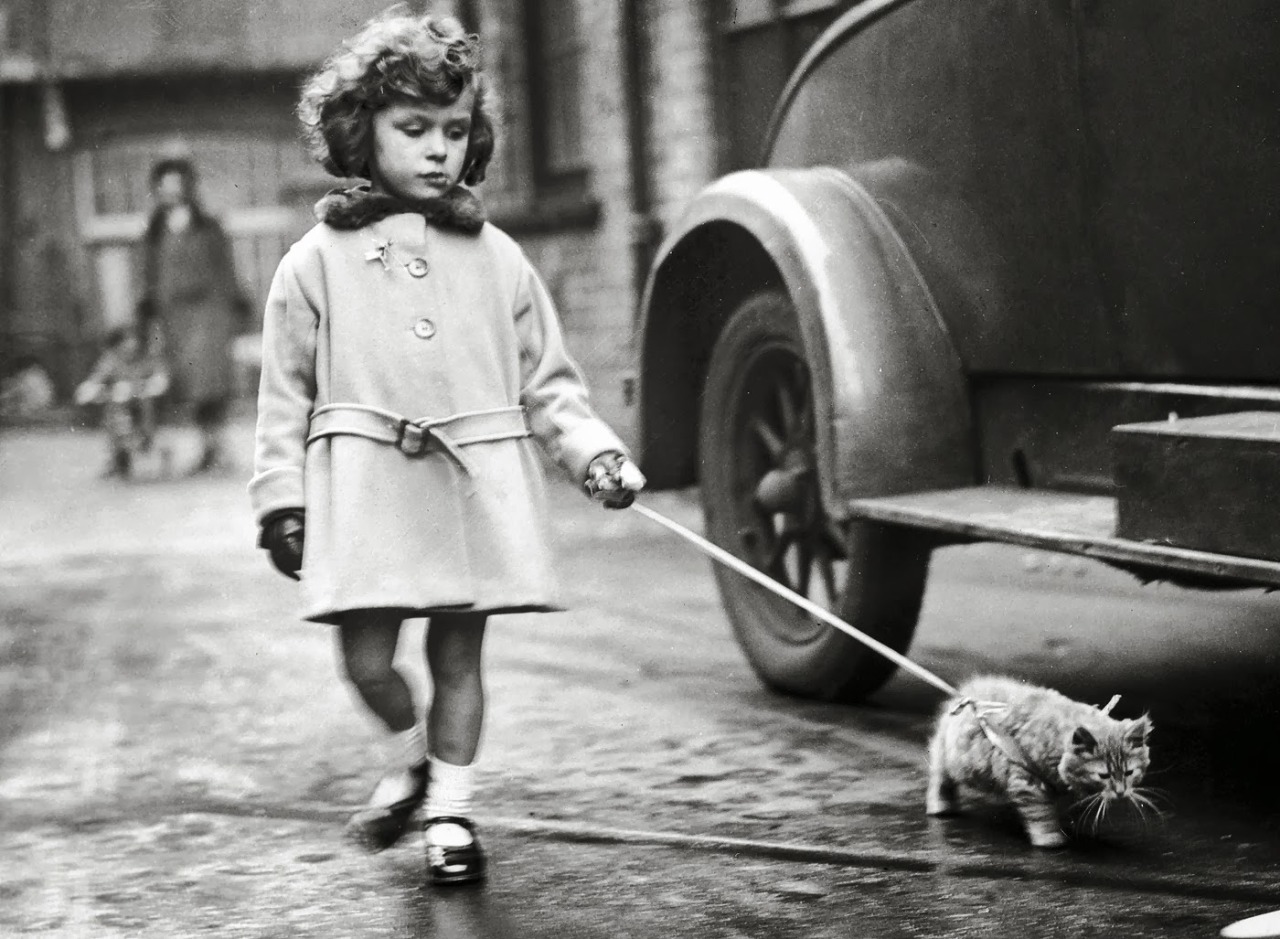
1112,410,1280,562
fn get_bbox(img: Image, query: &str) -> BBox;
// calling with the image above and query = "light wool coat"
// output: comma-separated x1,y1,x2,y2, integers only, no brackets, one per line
249,192,626,624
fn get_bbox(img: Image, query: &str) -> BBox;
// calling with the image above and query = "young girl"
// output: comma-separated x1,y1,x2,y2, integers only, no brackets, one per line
249,12,644,886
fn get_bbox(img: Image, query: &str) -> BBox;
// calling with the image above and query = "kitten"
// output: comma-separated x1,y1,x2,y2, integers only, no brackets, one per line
925,675,1154,848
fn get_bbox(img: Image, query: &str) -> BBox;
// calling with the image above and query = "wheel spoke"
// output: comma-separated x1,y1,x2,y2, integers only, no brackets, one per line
818,552,839,607
752,416,786,462
752,503,776,541
822,520,848,559
777,381,799,436
766,530,793,580
795,541,814,595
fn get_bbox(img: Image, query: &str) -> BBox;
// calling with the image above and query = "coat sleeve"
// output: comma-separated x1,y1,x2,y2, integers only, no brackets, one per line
248,249,319,523
514,257,629,486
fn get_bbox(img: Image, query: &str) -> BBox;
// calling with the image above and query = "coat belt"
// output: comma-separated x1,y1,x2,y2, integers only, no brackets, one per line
307,404,530,475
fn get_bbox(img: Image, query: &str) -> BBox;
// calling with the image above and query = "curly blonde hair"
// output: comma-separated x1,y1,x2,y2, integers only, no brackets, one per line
298,10,495,185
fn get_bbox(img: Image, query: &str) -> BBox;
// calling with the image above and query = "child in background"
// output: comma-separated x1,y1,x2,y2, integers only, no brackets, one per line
249,12,644,885
75,322,170,478
0,356,56,420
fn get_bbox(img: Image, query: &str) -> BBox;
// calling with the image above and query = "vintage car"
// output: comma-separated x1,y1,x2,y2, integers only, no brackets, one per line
636,0,1280,702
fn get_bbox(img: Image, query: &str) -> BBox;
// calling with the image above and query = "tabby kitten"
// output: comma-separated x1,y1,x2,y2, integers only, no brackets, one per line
926,675,1154,848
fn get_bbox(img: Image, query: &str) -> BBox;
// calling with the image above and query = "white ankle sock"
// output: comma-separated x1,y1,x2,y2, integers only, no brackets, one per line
392,723,428,769
424,757,475,847
368,771,418,807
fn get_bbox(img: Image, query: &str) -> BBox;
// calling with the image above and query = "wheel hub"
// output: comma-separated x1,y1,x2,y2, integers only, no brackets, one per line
730,351,846,612
753,462,811,514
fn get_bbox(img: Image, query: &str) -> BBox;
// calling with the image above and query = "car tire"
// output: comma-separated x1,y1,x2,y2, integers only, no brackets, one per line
699,288,931,702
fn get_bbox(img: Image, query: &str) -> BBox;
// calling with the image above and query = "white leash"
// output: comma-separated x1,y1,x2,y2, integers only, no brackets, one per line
629,501,961,698
629,501,1122,760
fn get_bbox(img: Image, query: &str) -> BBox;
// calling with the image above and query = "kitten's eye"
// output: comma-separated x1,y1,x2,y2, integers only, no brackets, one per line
1097,771,1111,780
1126,769,1138,777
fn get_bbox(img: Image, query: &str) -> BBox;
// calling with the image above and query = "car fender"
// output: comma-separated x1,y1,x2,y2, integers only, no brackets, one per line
638,165,976,520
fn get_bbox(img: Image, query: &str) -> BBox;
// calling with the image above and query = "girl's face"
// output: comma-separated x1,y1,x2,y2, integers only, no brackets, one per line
370,88,475,201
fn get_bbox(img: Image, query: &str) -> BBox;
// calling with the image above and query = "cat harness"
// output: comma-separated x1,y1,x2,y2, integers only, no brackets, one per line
949,694,1121,794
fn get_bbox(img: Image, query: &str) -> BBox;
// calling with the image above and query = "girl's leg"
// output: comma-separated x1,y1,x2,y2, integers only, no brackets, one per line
424,612,489,764
338,610,429,851
337,610,417,733
422,613,489,882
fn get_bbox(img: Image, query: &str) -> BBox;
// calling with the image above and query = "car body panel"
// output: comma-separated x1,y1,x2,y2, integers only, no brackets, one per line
766,0,1280,381
637,167,975,514
1077,0,1280,378
767,0,1117,376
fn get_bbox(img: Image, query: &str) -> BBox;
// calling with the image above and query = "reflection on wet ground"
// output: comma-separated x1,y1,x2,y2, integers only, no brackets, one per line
401,883,529,939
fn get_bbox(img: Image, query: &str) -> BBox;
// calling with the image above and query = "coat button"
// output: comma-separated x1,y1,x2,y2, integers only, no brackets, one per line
413,317,436,339
407,257,429,278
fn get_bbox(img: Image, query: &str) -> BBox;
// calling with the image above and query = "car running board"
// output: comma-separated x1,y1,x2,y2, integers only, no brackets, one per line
847,486,1280,588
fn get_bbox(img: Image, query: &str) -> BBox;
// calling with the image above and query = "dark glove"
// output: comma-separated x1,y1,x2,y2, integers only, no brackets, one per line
259,509,305,580
584,451,647,509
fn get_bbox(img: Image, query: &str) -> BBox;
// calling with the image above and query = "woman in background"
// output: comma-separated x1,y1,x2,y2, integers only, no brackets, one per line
139,158,248,474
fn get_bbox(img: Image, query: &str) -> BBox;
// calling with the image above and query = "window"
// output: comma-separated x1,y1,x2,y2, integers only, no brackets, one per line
526,0,587,190
71,132,313,331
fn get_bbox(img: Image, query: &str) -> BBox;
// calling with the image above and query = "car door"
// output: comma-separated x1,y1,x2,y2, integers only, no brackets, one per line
768,0,1119,376
1076,0,1280,380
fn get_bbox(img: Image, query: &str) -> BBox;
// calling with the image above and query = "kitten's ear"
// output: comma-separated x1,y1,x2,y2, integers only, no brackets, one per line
1125,716,1152,747
1072,727,1098,753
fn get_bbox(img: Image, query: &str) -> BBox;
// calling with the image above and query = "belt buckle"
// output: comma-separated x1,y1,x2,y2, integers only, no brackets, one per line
395,419,429,457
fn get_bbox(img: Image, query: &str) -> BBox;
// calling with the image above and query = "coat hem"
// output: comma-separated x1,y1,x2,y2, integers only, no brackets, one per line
303,602,566,625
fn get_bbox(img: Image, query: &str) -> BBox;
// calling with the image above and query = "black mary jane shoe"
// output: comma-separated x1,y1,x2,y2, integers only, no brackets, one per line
424,816,487,886
345,764,428,853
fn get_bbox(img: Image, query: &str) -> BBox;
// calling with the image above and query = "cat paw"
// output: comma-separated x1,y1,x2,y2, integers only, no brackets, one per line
1028,829,1069,849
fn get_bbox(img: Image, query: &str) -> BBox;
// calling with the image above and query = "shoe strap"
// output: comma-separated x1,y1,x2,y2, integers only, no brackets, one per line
424,815,476,833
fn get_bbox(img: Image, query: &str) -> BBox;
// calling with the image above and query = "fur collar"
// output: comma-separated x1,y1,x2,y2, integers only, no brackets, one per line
315,185,487,234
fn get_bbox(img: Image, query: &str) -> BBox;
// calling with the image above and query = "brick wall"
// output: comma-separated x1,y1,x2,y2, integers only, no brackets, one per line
470,0,719,441
646,0,719,234
0,0,722,427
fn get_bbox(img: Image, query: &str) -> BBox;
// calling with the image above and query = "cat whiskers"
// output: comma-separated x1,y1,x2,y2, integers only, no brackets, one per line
1071,787,1167,836
1072,791,1110,835
1080,793,1111,834
1130,784,1173,809
1125,788,1168,829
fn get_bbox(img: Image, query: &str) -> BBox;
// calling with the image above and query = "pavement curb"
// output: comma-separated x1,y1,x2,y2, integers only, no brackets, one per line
6,797,1273,906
